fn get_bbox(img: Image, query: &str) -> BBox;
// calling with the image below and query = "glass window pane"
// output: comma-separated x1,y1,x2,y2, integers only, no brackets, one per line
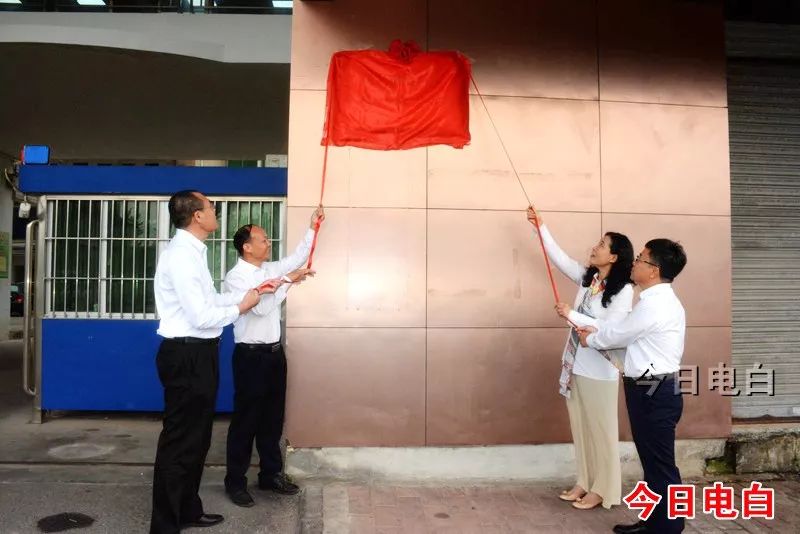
227,202,239,238
112,200,123,238
89,278,99,314
272,202,280,239
251,203,262,228
132,279,145,315
135,200,146,236
77,239,88,278
125,201,135,239
238,202,250,227
76,278,88,313
54,239,65,277
89,239,99,278
67,201,78,239
55,200,66,238
122,280,133,315
53,278,63,313
226,246,238,275
123,236,134,279
77,201,87,238
145,240,157,279
110,238,121,280
261,203,272,236
147,201,158,238
49,279,56,315
64,279,76,313
90,201,101,237
272,203,281,261
145,280,155,315
109,280,121,315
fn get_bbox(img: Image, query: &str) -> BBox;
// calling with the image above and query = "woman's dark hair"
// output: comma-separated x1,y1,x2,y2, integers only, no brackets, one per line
581,232,634,308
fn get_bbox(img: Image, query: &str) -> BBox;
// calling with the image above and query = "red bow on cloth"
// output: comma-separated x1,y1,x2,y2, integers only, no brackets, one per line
321,39,472,151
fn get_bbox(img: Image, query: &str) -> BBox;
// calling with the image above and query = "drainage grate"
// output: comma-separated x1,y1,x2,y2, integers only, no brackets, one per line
37,513,95,533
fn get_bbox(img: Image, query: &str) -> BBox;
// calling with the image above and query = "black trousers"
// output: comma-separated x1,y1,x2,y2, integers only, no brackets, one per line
150,339,219,534
624,377,684,534
225,342,287,491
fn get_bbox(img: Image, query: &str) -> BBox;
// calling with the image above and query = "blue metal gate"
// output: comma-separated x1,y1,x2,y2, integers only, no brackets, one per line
19,165,287,418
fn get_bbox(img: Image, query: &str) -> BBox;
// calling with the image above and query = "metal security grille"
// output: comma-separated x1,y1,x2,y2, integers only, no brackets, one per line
727,22,800,418
44,196,284,319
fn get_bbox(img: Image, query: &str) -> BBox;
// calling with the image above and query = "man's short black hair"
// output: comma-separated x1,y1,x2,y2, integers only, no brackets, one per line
168,190,204,229
233,224,254,256
645,238,687,282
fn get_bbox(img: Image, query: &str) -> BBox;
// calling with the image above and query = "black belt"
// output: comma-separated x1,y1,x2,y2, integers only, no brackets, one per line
236,341,282,353
165,336,220,345
623,372,677,384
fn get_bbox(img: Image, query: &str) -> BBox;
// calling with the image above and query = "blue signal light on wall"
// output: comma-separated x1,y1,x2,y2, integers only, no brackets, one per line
21,145,50,165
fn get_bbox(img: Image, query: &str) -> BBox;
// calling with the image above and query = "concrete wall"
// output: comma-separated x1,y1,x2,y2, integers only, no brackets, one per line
284,0,732,447
0,12,291,63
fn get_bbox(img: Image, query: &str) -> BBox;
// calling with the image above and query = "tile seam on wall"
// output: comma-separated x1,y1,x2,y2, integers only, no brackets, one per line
286,325,732,330
599,99,727,110
423,325,732,329
288,206,732,218
595,0,604,221
424,0,431,445
291,88,727,110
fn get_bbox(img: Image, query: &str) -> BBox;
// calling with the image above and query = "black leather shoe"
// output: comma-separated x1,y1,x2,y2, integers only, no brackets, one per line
181,513,224,528
226,488,255,507
258,473,300,495
612,521,648,533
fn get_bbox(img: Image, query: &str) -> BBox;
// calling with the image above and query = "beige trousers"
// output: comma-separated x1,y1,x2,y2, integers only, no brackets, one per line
565,374,622,508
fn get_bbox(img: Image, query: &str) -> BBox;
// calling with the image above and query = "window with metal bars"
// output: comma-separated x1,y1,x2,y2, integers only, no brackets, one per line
44,196,284,319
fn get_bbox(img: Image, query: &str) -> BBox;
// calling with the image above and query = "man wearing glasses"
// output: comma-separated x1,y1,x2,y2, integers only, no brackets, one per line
578,239,688,534
222,207,324,508
150,190,278,534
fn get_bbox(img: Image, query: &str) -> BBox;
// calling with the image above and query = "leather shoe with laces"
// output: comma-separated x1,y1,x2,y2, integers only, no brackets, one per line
258,473,300,495
226,488,255,508
612,520,648,533
180,513,224,528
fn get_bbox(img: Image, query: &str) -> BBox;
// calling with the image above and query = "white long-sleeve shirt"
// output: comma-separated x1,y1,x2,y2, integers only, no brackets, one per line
540,225,633,380
154,229,244,339
587,283,685,378
224,228,315,344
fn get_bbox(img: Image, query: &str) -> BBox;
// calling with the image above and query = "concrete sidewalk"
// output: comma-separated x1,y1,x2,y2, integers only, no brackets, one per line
0,464,302,534
0,339,303,534
314,476,800,533
1,467,798,533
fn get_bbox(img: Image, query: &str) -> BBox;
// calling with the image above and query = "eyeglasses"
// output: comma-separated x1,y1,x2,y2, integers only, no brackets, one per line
195,203,216,213
634,254,659,268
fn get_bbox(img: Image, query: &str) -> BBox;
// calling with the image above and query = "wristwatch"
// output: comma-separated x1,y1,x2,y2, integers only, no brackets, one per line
282,275,293,284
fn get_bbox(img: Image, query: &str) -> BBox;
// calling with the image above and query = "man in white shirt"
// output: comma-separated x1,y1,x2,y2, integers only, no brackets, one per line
223,207,323,507
150,190,276,534
578,239,688,534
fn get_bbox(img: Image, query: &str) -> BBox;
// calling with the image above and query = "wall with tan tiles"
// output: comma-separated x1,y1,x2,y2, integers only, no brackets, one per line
285,0,731,447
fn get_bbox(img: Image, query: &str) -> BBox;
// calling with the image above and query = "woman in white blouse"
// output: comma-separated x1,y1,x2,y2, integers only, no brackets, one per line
527,206,634,511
